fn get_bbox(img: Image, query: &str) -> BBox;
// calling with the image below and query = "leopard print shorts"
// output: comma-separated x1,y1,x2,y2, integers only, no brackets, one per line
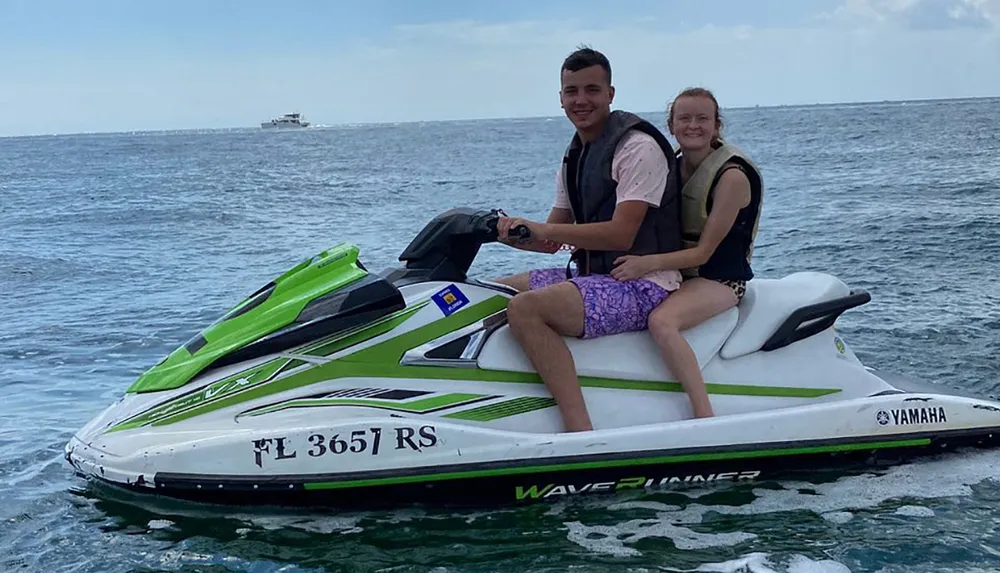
716,279,747,302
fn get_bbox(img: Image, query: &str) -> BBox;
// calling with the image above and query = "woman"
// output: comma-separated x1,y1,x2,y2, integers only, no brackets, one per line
610,87,764,418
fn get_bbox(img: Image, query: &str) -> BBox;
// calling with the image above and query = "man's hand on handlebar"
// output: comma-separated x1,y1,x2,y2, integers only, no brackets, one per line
496,216,561,254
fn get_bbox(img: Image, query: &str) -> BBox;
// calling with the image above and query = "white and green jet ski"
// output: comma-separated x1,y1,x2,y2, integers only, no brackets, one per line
65,207,1000,507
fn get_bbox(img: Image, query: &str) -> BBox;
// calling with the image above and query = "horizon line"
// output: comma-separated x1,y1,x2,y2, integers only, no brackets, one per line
2,94,997,140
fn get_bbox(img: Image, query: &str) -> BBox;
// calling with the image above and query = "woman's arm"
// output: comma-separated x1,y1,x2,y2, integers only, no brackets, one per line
610,167,751,280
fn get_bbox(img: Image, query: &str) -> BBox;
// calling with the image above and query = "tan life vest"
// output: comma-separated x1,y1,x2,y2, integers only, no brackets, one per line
679,140,763,276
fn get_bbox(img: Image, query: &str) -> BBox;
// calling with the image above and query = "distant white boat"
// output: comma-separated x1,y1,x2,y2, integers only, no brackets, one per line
261,112,310,129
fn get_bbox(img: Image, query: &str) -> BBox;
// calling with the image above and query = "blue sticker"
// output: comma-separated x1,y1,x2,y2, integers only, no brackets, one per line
431,284,469,316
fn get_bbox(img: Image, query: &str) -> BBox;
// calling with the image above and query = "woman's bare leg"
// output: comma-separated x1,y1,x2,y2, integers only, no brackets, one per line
647,278,739,418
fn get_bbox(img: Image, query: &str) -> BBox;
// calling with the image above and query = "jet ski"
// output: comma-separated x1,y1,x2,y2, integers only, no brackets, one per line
65,207,1000,508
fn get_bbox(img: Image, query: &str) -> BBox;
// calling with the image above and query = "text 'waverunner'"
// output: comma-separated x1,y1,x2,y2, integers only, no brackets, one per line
65,207,1000,508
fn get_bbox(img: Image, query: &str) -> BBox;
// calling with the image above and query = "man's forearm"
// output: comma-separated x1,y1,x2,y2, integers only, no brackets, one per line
517,239,561,254
645,247,708,271
542,221,632,252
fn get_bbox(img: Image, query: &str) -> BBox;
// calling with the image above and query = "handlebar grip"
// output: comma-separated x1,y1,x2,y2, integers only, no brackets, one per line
510,225,531,240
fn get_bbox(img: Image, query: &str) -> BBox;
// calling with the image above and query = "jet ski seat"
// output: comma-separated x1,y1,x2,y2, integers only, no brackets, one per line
719,272,858,359
477,272,869,381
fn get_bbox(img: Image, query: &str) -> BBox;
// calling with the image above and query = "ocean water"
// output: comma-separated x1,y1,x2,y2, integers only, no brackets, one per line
2,98,1000,572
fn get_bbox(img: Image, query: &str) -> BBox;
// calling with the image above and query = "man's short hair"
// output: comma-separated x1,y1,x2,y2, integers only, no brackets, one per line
561,45,611,84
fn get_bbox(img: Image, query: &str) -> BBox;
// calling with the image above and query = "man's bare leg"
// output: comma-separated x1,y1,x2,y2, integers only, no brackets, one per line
492,272,530,292
505,282,590,431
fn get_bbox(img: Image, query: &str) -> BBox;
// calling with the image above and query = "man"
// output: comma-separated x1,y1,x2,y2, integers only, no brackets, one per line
495,46,683,432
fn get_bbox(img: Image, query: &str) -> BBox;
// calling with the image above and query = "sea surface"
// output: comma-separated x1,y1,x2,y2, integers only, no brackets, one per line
2,98,999,572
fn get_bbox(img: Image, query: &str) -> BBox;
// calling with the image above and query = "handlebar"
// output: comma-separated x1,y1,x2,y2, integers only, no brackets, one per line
482,209,532,243
509,225,531,241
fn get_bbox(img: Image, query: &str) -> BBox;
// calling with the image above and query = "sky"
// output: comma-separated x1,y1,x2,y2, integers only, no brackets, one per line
1,0,998,136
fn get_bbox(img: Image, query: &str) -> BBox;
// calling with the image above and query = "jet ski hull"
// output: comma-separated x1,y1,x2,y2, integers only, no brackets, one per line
66,409,1000,508
66,208,1000,509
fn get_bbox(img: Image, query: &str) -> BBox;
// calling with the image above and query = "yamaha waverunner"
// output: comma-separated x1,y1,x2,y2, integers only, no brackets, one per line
65,207,1000,508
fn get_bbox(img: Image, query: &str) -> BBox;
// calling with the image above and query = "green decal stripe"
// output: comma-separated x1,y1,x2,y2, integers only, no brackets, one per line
241,392,486,418
445,396,556,421
131,297,509,428
108,357,290,432
116,294,841,430
111,301,432,432
583,378,839,398
342,296,509,364
282,359,309,371
302,302,429,357
269,362,838,399
216,360,833,428
302,438,932,491
156,358,835,428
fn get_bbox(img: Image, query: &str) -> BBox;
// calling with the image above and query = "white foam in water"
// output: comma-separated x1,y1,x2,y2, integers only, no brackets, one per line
567,449,1000,558
564,521,642,557
651,523,758,551
608,501,681,512
233,513,364,535
894,505,935,517
659,552,780,572
820,511,854,524
151,549,214,568
786,554,853,573
659,552,852,573
567,517,757,556
713,448,1000,518
146,519,174,530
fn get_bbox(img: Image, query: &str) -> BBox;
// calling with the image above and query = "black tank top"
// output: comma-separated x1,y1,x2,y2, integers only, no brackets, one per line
695,159,762,282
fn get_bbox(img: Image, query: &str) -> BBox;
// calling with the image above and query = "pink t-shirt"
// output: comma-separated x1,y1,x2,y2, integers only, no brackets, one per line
553,130,682,291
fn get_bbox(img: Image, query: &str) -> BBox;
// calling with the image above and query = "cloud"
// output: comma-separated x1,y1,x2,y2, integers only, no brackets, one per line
825,0,1000,29
352,14,999,112
1,5,999,136
952,0,1000,25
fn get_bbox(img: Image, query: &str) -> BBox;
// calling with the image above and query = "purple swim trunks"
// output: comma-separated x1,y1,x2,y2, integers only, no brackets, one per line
528,267,670,339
